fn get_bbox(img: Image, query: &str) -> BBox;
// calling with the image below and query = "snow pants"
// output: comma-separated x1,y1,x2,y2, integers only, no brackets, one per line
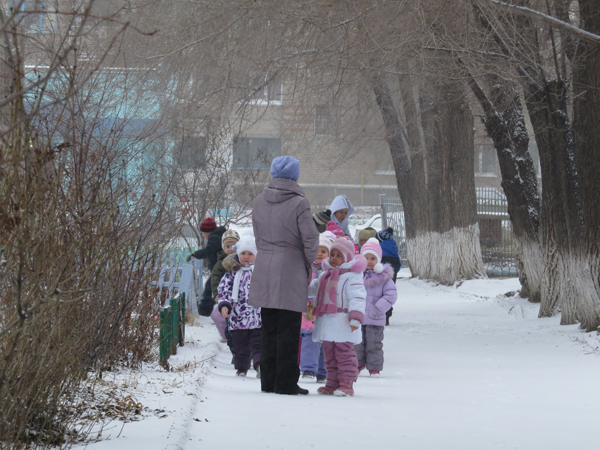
299,328,326,377
260,308,302,394
354,325,385,372
322,341,359,384
197,278,214,316
230,328,261,372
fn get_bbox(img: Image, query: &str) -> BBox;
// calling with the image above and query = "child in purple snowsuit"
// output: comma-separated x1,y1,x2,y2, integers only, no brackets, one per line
218,235,262,377
355,238,397,376
300,231,335,383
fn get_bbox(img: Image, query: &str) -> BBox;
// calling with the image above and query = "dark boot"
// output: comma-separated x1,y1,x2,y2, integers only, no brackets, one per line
277,385,309,395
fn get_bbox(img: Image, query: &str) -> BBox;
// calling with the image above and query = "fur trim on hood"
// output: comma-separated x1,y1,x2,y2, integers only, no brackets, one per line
363,263,394,287
323,254,367,273
222,253,242,272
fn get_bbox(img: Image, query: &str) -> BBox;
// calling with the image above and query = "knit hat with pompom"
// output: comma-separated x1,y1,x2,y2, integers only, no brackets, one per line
360,237,384,273
330,236,356,264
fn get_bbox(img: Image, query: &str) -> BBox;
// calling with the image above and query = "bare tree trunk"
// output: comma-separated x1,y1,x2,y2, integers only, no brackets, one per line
466,73,543,302
524,80,598,325
370,70,416,238
410,79,485,283
372,70,483,284
572,0,600,331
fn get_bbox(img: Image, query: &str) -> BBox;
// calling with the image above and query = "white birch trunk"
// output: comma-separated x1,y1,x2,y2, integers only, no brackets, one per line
407,224,486,285
514,237,543,303
539,250,600,331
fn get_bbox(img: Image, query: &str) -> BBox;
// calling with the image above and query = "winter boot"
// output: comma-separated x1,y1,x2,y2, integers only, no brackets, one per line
302,371,315,379
317,380,338,395
334,380,354,397
316,375,327,383
254,363,261,379
369,371,380,377
236,370,247,377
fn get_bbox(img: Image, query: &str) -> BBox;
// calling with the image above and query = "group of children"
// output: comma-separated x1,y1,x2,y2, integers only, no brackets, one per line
198,195,400,397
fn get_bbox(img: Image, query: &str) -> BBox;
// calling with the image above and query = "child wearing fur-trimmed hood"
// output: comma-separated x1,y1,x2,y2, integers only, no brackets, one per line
355,238,397,377
308,236,367,397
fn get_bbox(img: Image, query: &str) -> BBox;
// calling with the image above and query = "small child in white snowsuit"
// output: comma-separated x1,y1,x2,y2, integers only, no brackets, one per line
309,236,366,397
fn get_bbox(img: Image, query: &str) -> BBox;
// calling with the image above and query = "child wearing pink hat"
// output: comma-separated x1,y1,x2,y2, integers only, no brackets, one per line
308,236,367,396
355,238,397,377
299,232,335,383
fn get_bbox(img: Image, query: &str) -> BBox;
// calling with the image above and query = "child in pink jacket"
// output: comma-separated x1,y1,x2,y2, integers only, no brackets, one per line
309,236,367,397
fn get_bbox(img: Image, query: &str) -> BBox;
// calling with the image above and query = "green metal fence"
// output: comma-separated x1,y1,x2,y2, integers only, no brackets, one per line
159,292,186,367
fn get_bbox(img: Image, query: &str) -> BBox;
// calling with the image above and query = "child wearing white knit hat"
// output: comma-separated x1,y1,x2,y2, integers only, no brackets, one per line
217,233,261,377
356,238,397,377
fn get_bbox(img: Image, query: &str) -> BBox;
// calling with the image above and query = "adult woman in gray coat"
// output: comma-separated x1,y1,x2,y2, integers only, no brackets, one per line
248,156,319,395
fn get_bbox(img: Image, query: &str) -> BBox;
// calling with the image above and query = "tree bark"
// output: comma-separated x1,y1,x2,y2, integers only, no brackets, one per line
524,79,599,325
466,73,543,303
572,0,600,331
372,71,484,284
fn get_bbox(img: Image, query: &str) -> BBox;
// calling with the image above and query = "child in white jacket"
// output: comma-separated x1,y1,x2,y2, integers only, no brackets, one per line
309,236,367,396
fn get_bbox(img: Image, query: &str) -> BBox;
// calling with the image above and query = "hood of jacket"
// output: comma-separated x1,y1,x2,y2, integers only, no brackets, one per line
210,226,227,240
363,264,394,287
322,254,367,274
223,253,242,272
329,195,354,231
262,178,306,204
380,238,399,256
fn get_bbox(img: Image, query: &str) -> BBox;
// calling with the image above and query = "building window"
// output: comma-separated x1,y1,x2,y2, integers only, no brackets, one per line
252,78,282,103
315,105,342,136
314,105,332,136
475,144,498,176
233,137,281,169
374,152,395,175
9,1,54,34
175,136,206,170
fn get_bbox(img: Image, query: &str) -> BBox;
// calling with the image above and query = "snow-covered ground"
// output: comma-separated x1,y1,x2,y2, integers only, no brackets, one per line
73,270,600,450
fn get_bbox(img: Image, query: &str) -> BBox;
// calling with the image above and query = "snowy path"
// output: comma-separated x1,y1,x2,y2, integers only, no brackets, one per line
76,272,600,450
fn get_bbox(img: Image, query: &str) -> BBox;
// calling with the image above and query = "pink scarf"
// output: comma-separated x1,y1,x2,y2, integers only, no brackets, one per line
313,266,351,317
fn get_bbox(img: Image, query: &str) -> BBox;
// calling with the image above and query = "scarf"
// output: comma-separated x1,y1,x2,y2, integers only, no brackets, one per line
313,265,351,317
231,264,253,302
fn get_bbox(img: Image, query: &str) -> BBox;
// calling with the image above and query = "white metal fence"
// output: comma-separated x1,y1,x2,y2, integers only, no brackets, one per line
379,189,518,277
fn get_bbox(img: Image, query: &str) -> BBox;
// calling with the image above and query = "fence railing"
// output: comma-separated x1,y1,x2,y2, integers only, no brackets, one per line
153,247,203,310
379,194,408,265
379,189,517,277
476,187,517,276
159,292,186,367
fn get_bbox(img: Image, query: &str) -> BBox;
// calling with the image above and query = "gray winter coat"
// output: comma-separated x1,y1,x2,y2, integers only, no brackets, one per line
248,178,319,313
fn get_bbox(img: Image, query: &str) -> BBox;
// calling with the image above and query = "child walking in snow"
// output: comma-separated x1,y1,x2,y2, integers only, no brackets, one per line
376,227,401,325
218,235,262,377
355,238,397,376
300,231,335,383
211,229,240,348
309,236,367,396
